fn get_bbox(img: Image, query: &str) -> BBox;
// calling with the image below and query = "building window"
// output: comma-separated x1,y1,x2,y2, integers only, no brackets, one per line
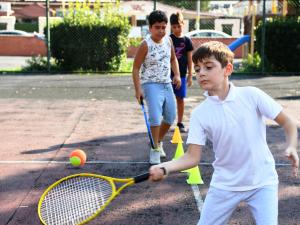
222,24,233,36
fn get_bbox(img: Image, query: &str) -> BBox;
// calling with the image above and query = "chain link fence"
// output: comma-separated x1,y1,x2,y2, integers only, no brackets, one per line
0,0,299,75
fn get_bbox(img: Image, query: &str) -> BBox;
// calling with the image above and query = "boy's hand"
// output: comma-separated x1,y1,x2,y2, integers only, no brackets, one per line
135,88,143,104
187,75,193,87
173,76,181,89
285,146,299,177
149,165,167,182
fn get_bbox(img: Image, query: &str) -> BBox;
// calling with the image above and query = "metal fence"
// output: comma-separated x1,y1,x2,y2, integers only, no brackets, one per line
0,0,299,75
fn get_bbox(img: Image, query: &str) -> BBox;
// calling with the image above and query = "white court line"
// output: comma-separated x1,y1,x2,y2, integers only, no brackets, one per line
0,160,292,166
0,160,149,164
191,184,204,213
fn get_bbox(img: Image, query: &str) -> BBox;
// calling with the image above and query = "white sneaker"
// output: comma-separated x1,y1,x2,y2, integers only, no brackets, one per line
149,148,161,164
159,142,166,158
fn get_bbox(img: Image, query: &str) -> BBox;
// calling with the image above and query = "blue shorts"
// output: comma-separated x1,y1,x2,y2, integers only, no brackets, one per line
142,82,176,126
172,76,187,99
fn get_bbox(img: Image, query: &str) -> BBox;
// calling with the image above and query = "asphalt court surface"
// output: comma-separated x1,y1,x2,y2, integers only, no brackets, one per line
0,75,299,225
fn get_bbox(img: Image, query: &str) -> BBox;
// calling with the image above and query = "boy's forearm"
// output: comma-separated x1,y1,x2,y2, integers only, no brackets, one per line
171,58,180,78
187,64,193,77
283,118,298,148
275,111,298,148
187,51,193,77
132,67,141,93
160,145,201,174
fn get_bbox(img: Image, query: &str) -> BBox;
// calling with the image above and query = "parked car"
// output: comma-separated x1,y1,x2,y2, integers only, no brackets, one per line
185,29,232,38
0,29,45,40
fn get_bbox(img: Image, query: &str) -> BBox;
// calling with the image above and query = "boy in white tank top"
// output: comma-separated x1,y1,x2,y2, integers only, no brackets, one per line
132,10,181,164
148,41,299,225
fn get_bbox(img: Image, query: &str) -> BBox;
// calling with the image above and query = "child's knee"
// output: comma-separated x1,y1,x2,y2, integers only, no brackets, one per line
149,117,161,126
163,111,176,125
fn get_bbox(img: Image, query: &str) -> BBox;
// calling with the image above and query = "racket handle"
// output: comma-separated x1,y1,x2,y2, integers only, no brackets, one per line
140,96,144,105
134,172,150,183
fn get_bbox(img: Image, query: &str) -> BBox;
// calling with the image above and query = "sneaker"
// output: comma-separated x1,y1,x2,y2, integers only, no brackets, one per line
177,123,187,133
149,148,161,164
159,142,166,158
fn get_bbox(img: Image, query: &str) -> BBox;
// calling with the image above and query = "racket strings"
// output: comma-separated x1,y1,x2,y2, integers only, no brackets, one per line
40,176,113,225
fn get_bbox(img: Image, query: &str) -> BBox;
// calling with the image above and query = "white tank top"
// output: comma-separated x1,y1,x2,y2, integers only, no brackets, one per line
140,35,172,84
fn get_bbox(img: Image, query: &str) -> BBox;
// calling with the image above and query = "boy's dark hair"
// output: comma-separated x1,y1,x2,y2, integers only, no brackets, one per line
148,10,168,26
170,12,184,25
192,41,234,68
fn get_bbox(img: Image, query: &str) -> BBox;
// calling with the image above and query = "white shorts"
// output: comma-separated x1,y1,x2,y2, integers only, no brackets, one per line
198,185,278,225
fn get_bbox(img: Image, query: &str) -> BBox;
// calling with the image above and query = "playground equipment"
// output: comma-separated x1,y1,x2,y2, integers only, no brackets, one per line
228,35,250,51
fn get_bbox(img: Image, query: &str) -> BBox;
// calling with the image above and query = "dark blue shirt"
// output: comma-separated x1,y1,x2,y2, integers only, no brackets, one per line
170,33,193,77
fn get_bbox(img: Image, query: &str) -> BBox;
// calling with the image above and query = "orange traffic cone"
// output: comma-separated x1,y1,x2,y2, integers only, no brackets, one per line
171,126,183,144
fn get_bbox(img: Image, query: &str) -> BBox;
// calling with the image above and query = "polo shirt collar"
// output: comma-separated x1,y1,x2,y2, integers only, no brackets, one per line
203,82,236,102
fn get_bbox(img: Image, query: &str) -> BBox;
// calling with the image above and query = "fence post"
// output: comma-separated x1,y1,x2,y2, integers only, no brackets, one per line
195,0,200,30
250,3,256,57
46,0,51,73
261,0,266,75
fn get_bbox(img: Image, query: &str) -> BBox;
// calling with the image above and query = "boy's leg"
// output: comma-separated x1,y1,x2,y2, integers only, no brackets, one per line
142,83,165,148
246,185,278,225
158,122,171,142
176,96,184,124
198,187,241,225
142,83,166,164
172,77,187,132
150,126,160,148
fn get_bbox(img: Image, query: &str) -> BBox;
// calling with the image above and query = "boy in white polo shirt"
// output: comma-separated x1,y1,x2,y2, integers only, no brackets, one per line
148,41,299,225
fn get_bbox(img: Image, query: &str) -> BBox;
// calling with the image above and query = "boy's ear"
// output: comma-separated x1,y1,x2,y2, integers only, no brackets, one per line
224,63,233,76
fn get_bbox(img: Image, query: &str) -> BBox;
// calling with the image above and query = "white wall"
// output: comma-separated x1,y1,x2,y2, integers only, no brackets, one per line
0,16,16,30
0,2,12,13
38,17,63,34
215,18,241,37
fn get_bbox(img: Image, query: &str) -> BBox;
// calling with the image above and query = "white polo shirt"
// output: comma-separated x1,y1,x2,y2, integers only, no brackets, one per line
187,83,282,191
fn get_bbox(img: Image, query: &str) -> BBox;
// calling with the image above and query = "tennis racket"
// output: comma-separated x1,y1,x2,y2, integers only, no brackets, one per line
38,172,149,225
140,96,155,149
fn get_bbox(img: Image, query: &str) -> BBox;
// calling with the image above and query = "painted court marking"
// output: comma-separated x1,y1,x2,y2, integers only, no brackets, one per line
191,184,204,213
0,160,292,166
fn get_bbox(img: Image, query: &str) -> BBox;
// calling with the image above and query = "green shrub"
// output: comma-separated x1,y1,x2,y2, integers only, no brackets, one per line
22,56,59,72
129,38,142,47
49,0,130,72
239,53,262,73
256,18,300,72
15,22,39,32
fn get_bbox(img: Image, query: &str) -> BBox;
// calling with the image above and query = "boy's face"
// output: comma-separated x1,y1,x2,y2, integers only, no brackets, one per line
171,23,183,37
149,22,167,42
194,56,232,93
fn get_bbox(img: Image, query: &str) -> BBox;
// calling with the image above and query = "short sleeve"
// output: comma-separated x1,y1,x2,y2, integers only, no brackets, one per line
186,110,206,145
254,87,283,119
185,37,194,52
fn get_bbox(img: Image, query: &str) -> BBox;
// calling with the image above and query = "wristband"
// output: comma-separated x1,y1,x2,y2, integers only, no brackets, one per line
160,167,167,175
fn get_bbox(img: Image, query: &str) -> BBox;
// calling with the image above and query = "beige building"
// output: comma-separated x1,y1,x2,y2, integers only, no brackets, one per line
120,0,235,37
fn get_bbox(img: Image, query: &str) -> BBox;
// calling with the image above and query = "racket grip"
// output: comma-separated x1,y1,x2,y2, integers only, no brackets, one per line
134,172,150,183
140,96,144,105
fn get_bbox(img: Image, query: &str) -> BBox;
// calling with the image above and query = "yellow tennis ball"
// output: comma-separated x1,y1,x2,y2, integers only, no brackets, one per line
69,156,82,167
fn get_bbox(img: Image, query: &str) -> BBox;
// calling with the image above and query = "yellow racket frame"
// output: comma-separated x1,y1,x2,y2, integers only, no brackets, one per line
38,173,135,225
